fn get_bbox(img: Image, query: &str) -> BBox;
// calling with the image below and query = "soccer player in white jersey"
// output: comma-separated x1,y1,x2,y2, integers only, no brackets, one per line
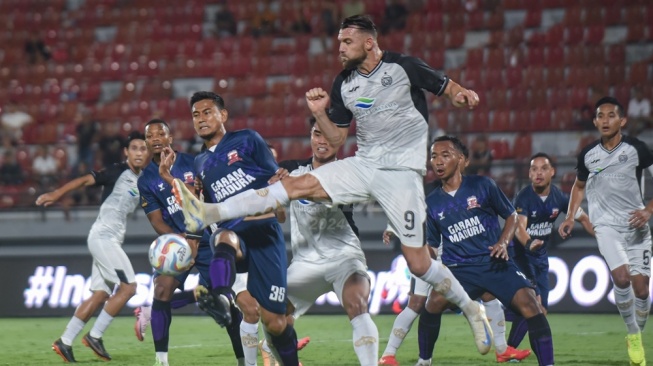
36,132,148,363
559,97,653,366
274,118,379,366
171,14,492,355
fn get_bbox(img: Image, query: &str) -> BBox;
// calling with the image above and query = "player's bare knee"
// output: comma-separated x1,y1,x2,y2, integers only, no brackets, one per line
236,293,260,323
211,230,242,258
403,248,431,277
119,282,137,298
343,296,368,319
153,276,177,301
262,314,287,335
407,294,427,313
425,295,448,313
633,286,650,300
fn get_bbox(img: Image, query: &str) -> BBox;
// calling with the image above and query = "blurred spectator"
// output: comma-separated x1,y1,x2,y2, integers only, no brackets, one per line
32,145,59,190
342,0,365,19
627,87,651,136
0,149,24,185
1,101,34,145
215,6,237,37
320,1,339,36
381,0,408,34
24,32,51,64
467,135,493,175
98,123,126,166
74,112,98,168
289,4,312,34
251,1,279,37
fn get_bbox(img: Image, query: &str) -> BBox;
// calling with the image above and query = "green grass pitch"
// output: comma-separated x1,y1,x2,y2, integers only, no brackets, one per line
0,313,650,365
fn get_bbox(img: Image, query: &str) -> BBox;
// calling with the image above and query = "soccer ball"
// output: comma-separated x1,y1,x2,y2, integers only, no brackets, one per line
148,234,193,276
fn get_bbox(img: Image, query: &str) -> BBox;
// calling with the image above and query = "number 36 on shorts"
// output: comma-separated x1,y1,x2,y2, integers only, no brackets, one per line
269,285,286,302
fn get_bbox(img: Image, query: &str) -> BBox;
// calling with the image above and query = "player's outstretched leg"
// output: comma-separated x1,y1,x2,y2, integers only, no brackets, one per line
418,259,492,355
172,178,208,232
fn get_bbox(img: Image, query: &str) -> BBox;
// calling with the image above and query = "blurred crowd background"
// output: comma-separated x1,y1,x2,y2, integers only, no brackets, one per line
0,0,652,211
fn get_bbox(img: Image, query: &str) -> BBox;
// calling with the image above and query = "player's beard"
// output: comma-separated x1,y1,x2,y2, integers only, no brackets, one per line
342,50,366,70
200,130,217,141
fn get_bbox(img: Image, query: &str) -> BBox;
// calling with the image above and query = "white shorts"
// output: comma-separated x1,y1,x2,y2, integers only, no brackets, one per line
410,275,432,297
595,225,652,276
309,156,425,247
287,256,369,318
87,232,136,294
233,273,248,296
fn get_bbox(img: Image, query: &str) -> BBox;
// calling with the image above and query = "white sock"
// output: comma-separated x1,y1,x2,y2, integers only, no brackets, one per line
261,339,272,353
61,316,85,346
635,297,650,331
89,309,114,339
484,299,507,354
614,285,640,334
351,313,379,366
419,259,471,309
382,307,418,356
206,181,290,222
155,352,168,364
239,321,259,366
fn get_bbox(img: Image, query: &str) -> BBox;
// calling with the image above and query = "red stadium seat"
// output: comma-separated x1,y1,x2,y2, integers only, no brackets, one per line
585,26,605,45
466,48,484,68
563,6,582,26
508,88,528,110
526,46,544,66
505,67,523,87
489,139,512,160
524,9,542,28
513,133,532,159
491,110,512,132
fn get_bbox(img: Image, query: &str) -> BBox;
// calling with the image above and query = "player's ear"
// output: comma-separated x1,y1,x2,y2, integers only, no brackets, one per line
219,107,229,122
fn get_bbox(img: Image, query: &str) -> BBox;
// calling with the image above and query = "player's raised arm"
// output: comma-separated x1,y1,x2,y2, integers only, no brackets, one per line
306,88,348,149
35,173,96,206
443,79,480,110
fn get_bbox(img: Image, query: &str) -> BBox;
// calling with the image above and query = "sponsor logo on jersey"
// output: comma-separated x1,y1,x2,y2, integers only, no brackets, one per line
354,97,375,109
348,85,360,92
128,188,139,197
227,150,242,166
438,211,445,220
158,182,165,191
446,216,486,243
381,72,393,86
590,159,600,164
183,171,194,184
466,195,480,210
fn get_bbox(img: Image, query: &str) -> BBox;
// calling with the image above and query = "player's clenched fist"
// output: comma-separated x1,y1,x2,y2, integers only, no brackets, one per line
305,88,330,113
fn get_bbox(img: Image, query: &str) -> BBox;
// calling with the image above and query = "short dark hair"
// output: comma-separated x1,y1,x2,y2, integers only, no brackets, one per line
125,131,145,147
341,14,377,37
595,96,624,118
190,91,226,110
432,135,467,156
530,152,555,168
144,118,170,131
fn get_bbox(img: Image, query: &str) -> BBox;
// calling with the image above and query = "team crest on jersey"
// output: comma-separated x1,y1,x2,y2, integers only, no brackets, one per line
183,171,194,184
354,97,375,109
381,72,393,87
227,150,242,165
438,211,445,220
550,208,559,218
618,151,628,163
158,182,165,191
466,196,480,210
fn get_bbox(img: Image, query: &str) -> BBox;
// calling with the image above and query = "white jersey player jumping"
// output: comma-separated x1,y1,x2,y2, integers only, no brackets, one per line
36,132,148,363
170,14,492,355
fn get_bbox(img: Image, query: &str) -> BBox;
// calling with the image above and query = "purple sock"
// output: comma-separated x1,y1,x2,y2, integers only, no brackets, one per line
503,306,518,322
526,314,554,366
170,291,196,309
151,299,172,352
270,323,299,366
418,309,442,360
507,315,529,348
210,244,237,294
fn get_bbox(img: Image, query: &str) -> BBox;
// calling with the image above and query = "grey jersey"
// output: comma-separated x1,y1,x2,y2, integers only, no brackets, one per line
329,51,449,174
288,163,365,264
89,163,142,241
577,135,653,228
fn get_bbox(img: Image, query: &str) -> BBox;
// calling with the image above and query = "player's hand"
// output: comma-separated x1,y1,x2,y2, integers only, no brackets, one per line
558,218,575,239
35,191,59,206
268,168,289,184
186,237,199,267
305,88,330,114
158,147,176,184
628,209,651,229
382,230,394,246
529,239,544,251
452,88,480,110
194,177,203,197
488,242,508,260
